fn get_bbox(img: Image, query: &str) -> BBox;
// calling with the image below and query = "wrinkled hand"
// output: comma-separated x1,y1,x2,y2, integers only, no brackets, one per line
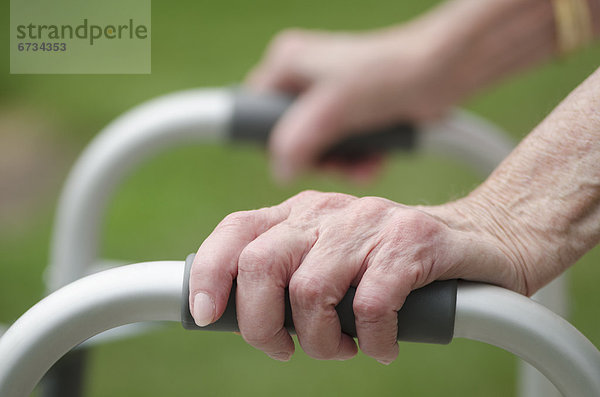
189,190,531,364
246,25,463,182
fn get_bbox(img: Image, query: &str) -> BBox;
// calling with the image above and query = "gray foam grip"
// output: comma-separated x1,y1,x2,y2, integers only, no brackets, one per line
229,90,416,162
182,254,456,344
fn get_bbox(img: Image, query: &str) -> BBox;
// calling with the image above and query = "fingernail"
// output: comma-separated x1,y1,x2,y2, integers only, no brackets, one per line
377,359,393,366
192,293,215,327
269,352,292,362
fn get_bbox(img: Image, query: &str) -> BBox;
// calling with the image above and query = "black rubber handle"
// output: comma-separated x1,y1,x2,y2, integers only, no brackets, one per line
230,90,416,163
182,254,457,344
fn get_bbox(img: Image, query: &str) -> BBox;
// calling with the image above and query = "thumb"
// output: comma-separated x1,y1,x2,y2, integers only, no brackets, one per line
269,84,346,183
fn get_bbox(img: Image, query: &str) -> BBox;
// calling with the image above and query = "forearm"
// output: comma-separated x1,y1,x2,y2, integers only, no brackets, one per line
406,0,600,101
447,67,600,294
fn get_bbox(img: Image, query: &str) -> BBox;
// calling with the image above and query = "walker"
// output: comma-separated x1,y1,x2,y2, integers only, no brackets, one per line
0,89,588,396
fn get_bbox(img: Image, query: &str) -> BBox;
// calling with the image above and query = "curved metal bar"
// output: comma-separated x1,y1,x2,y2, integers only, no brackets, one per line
0,261,184,397
47,89,233,292
454,281,600,397
419,109,514,175
1,267,597,397
47,92,515,293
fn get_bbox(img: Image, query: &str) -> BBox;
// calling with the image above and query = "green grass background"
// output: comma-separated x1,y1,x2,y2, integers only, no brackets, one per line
1,0,599,395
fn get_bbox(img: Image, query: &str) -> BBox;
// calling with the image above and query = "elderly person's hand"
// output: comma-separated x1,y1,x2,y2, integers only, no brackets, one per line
189,66,600,364
246,26,456,182
247,0,573,182
188,190,532,364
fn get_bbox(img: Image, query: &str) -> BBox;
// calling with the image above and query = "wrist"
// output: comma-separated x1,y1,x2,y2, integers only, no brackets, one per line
422,192,547,296
365,18,469,118
377,1,512,107
464,183,578,295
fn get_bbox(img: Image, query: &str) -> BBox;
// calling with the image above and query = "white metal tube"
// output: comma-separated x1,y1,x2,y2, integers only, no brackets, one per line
454,281,600,397
47,89,232,292
1,271,597,397
0,261,184,397
419,109,514,175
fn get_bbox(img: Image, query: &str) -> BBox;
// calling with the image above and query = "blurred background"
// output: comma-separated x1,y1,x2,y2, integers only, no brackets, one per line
1,0,599,395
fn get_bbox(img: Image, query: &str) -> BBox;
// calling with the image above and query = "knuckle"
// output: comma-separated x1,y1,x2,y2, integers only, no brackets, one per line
406,210,443,238
312,192,355,211
351,196,392,217
289,274,328,306
293,189,321,202
218,210,254,230
237,244,274,277
353,295,389,324
387,209,444,245
238,245,267,269
289,190,354,212
355,196,390,211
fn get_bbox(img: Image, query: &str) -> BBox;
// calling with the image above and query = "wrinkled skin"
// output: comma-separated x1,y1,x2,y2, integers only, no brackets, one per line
189,190,527,364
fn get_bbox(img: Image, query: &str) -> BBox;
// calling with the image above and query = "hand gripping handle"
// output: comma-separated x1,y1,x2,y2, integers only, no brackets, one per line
230,90,416,162
181,254,457,344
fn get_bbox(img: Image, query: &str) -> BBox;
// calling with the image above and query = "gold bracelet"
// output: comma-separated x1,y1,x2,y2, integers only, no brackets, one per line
551,0,593,54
